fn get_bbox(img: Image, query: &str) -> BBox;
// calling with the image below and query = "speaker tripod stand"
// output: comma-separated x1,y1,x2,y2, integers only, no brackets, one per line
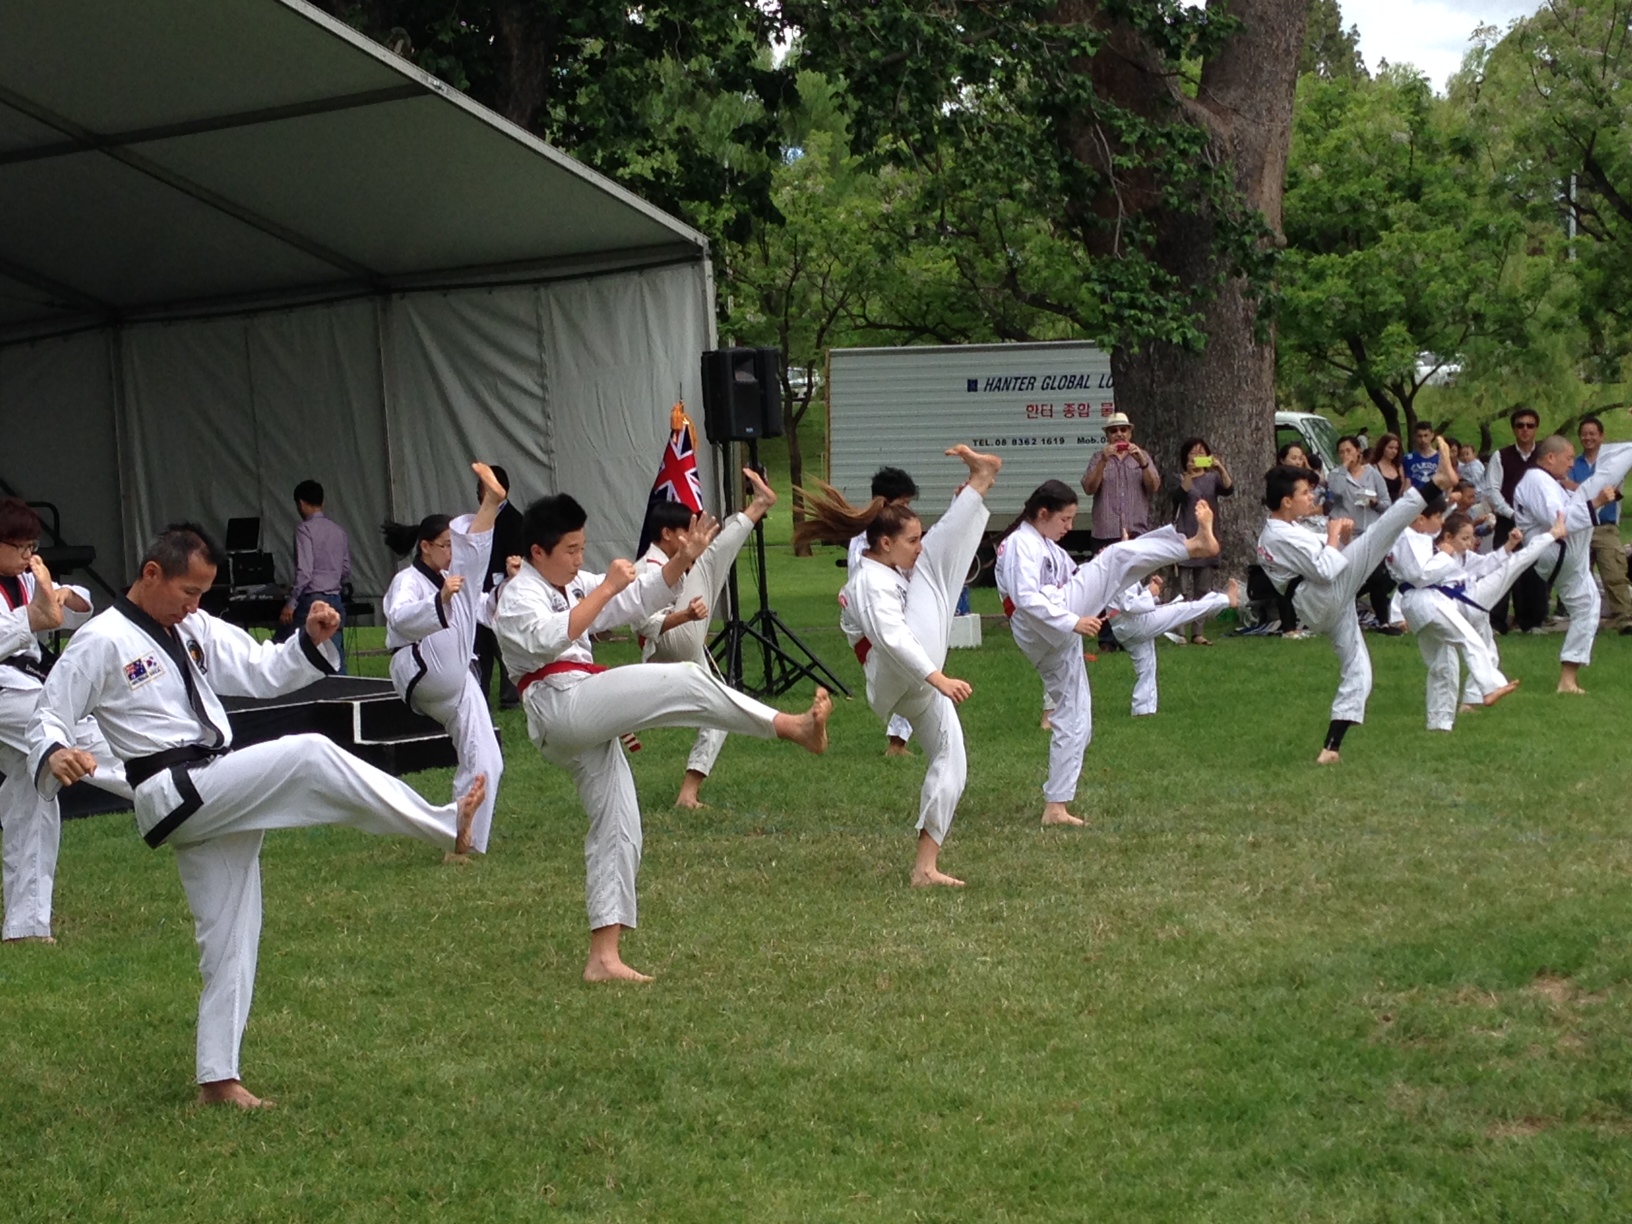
709,439,851,700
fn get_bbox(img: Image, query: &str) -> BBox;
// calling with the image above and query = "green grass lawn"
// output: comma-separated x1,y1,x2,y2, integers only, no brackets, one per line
7,537,1632,1221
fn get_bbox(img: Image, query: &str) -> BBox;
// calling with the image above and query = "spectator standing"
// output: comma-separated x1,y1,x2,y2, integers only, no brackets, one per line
1570,416,1632,633
1370,433,1405,503
1081,413,1160,550
277,479,351,673
1169,437,1233,644
1481,407,1545,632
1327,435,1396,630
1402,422,1442,488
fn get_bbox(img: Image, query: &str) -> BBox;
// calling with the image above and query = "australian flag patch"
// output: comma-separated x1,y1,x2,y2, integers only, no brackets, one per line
123,653,164,689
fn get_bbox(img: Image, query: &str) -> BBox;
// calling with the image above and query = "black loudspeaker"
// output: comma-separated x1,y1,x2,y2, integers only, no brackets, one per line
701,347,783,442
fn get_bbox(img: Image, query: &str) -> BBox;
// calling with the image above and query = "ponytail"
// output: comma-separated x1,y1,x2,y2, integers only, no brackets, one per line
793,480,921,550
381,513,452,558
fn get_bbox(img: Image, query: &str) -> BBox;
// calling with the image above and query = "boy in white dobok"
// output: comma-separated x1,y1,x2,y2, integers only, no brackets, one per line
797,446,1001,887
29,524,482,1109
382,462,513,855
995,480,1220,827
637,467,777,808
1386,504,1524,732
1511,428,1632,693
1107,574,1238,717
1255,440,1458,764
0,497,131,943
495,494,830,984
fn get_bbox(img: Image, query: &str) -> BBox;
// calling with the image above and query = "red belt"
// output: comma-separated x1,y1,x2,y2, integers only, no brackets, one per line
515,660,608,695
854,637,872,665
1002,596,1015,617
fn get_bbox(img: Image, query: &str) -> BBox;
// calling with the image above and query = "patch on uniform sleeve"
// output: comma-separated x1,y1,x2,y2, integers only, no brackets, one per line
185,638,208,673
123,653,165,689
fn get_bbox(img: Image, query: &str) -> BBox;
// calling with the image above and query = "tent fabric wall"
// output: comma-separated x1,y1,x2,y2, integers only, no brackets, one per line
0,257,716,599
0,330,124,592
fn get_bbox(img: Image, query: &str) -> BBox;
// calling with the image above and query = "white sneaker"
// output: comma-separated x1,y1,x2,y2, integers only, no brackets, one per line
1162,631,1186,645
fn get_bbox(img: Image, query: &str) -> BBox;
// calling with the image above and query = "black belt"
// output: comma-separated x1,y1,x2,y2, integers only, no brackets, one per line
1,655,50,682
127,743,231,791
1285,576,1305,601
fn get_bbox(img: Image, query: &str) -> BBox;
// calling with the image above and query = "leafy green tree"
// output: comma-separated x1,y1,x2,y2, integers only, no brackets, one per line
1278,67,1549,437
1301,0,1366,81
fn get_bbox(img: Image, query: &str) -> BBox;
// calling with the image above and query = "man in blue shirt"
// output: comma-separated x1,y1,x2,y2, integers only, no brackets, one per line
1402,421,1442,488
1570,415,1632,632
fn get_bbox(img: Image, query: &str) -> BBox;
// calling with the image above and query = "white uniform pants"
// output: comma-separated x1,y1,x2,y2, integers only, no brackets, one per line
646,512,756,776
1022,528,1192,804
388,519,502,852
1,688,130,940
1112,593,1231,716
1401,593,1506,730
1458,538,1558,702
525,662,780,930
867,487,990,843
141,734,460,1084
1545,443,1632,666
1292,487,1425,723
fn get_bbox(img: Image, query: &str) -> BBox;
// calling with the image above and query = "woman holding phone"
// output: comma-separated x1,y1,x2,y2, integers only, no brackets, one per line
1169,437,1233,643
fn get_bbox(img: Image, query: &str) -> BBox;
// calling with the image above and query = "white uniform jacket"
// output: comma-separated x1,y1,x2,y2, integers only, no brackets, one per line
27,598,337,838
494,561,679,695
1255,517,1348,594
0,573,95,692
840,557,937,690
994,522,1080,652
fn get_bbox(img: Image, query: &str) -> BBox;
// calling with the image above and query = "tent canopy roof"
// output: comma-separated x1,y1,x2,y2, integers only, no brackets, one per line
0,0,708,341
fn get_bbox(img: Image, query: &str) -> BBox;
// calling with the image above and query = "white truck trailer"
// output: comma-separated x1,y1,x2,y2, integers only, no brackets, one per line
825,340,1115,525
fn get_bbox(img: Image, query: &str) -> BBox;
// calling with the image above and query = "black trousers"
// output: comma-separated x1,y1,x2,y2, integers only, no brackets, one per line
1488,515,1553,632
473,624,519,708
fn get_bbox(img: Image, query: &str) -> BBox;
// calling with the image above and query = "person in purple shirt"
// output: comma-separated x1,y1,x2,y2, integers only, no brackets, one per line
277,479,352,673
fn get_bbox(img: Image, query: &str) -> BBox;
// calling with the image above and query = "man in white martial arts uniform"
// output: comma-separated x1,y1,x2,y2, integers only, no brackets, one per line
496,495,830,984
996,489,1219,826
637,467,778,808
1107,574,1237,717
0,499,131,942
1256,441,1458,764
29,524,482,1108
1386,504,1519,732
1512,428,1632,693
845,466,921,756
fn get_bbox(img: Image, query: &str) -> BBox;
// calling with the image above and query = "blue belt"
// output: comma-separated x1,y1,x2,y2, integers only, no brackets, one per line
1397,581,1487,614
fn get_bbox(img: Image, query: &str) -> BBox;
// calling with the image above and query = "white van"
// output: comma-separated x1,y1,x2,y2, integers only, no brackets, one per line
1275,410,1341,472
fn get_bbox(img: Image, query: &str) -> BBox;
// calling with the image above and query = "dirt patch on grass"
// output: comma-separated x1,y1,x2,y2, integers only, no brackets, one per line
1486,1116,1553,1139
1528,972,1605,1007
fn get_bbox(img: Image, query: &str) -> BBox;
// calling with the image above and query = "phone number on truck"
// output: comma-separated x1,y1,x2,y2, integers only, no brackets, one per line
968,436,1098,448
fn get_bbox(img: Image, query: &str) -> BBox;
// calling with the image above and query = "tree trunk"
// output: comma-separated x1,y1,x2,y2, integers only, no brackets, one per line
492,1,556,131
1089,0,1310,571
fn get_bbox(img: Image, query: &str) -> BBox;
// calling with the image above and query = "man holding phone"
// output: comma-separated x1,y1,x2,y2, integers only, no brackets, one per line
1081,412,1161,554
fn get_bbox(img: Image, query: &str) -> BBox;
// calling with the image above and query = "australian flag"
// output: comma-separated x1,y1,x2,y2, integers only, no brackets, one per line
636,401,705,556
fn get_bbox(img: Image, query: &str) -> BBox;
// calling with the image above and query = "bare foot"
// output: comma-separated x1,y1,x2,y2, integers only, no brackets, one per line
884,736,911,758
472,461,506,505
911,866,967,887
1187,500,1220,559
1459,703,1479,713
1040,712,1053,731
1041,802,1086,827
1482,679,1520,706
583,956,655,983
674,770,708,809
945,444,1002,494
1557,682,1587,695
1226,577,1241,608
2,934,56,945
446,773,486,861
742,466,778,524
1316,748,1341,765
1430,437,1457,491
775,688,832,753
198,1079,272,1109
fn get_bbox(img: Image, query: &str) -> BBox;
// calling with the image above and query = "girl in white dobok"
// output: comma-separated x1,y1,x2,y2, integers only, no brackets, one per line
382,463,510,856
796,445,1001,888
995,480,1218,827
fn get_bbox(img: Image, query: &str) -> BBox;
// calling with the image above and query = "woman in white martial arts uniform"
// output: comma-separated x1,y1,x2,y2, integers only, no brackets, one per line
29,524,482,1108
1255,442,1457,764
382,462,510,855
637,467,778,808
1430,510,1570,716
0,498,131,943
795,445,1001,887
1386,504,1522,732
994,480,1219,826
1511,430,1632,693
1107,573,1238,717
496,494,831,984
844,465,921,756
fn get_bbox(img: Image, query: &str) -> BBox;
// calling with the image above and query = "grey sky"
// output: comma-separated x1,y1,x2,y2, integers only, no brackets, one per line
1346,0,1543,90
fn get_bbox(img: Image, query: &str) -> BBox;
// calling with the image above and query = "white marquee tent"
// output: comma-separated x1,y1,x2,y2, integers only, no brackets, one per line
0,0,719,600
